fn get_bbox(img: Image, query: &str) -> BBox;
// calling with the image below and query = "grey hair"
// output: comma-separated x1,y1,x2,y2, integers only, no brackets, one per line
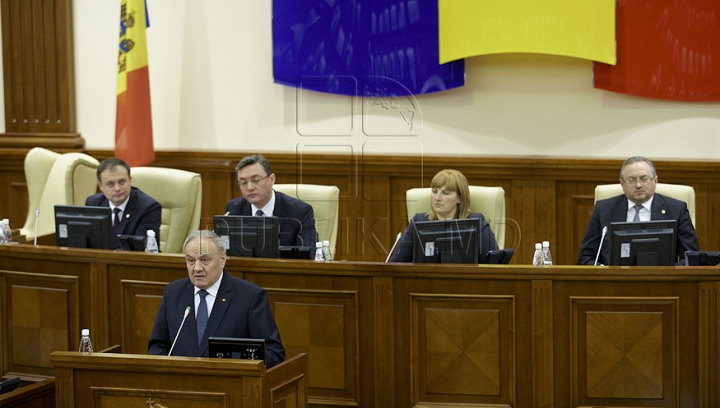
620,156,657,180
182,230,226,255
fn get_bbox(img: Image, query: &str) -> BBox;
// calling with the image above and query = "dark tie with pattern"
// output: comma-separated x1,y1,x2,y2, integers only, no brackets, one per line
255,209,264,216
632,204,643,222
112,208,121,237
196,290,208,345
113,207,120,234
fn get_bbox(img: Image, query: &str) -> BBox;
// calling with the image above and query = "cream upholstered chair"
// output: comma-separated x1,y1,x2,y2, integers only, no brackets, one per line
130,167,202,253
20,147,100,240
273,184,340,253
406,186,506,249
594,183,695,226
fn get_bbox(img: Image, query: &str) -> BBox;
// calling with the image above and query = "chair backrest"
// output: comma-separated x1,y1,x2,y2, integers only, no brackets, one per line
21,147,100,239
406,186,506,249
594,183,696,226
130,167,203,253
273,184,340,253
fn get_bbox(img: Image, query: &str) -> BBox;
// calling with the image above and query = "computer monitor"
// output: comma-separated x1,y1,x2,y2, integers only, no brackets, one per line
54,205,113,250
684,251,720,266
213,215,280,258
208,337,266,362
608,219,678,266
412,218,482,264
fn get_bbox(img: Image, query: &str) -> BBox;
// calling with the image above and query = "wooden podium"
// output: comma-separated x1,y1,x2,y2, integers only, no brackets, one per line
50,351,307,408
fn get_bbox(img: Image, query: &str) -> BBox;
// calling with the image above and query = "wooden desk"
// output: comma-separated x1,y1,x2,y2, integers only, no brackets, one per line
1,243,719,407
50,351,307,408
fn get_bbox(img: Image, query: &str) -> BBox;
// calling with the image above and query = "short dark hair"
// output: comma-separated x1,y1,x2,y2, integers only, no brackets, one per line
235,154,272,176
620,156,657,180
97,158,131,181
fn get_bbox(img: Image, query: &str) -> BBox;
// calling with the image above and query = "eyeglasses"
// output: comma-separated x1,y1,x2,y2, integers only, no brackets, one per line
237,174,270,188
622,175,656,185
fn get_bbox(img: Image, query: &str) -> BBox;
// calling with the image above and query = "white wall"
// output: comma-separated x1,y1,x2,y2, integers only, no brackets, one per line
3,0,719,160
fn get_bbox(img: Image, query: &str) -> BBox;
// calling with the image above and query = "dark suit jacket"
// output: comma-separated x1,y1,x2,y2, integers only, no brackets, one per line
85,187,161,249
577,193,699,265
391,212,499,263
224,191,318,253
147,271,285,368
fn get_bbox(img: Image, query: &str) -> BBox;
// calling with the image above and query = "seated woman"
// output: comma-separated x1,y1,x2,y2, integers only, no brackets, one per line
390,169,498,263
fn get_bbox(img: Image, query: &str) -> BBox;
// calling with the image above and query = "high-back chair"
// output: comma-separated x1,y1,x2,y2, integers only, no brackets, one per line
406,186,506,249
20,147,100,240
594,183,695,226
273,184,340,254
130,167,202,253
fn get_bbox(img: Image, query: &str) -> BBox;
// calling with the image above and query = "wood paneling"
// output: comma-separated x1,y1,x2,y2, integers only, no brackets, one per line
2,245,720,407
1,271,79,377
0,0,82,147
1,150,719,266
50,351,307,408
531,280,553,408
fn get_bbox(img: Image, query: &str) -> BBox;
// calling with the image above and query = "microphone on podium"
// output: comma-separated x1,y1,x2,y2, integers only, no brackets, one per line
168,306,191,356
385,233,403,263
593,226,608,266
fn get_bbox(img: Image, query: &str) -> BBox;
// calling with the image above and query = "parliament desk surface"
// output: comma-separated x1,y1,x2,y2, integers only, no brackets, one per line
1,243,719,408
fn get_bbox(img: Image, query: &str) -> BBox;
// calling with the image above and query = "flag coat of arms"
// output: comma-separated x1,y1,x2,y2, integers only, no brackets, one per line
116,0,154,166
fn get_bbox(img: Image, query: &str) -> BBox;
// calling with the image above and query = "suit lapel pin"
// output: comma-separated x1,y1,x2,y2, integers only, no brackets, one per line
661,210,666,215
125,213,130,218
222,298,226,302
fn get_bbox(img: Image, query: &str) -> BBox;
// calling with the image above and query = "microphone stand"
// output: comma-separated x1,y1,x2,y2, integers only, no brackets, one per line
385,233,402,263
594,226,608,266
168,306,191,356
33,208,39,246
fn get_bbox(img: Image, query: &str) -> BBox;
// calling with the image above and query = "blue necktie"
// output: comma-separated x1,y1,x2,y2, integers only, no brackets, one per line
196,290,208,345
255,209,264,216
632,204,643,222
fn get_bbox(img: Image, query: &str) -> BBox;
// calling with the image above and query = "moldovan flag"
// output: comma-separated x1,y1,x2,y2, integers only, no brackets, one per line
116,0,154,166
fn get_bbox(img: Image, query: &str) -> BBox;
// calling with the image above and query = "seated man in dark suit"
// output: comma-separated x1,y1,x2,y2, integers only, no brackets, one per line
85,157,161,250
577,156,699,265
148,230,285,368
224,154,317,255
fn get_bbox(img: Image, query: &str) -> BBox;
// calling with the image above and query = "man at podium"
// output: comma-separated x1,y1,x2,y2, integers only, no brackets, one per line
148,230,285,367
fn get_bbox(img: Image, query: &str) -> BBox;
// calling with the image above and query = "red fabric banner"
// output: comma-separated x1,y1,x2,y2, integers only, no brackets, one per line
594,0,720,101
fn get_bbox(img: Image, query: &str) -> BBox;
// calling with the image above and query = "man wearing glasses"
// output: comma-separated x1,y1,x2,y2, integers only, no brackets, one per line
577,156,698,265
224,154,317,255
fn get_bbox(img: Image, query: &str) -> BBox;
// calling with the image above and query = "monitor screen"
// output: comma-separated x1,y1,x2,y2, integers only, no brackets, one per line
213,215,280,258
54,205,113,250
208,337,266,363
412,218,482,264
608,219,677,266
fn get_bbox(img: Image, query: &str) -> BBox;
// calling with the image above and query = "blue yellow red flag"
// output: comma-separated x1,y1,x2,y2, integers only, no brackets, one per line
116,0,154,166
